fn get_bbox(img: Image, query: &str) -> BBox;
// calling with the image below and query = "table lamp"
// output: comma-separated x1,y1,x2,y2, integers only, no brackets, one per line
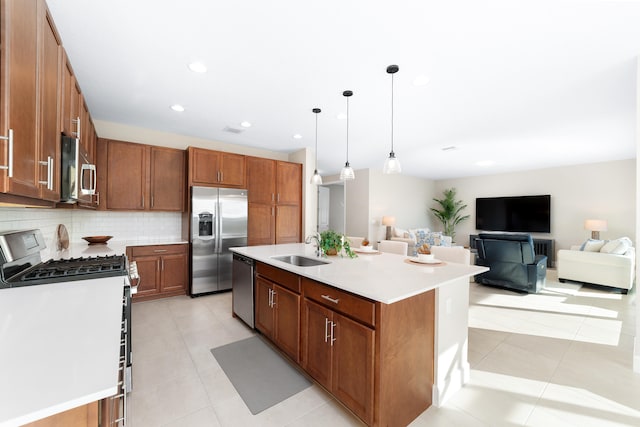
382,216,396,240
584,219,607,240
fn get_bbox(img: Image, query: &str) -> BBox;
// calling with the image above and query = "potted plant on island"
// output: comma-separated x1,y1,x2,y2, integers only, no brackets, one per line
430,188,470,242
319,230,357,258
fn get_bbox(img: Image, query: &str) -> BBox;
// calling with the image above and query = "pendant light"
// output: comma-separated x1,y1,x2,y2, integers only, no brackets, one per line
383,64,402,174
339,90,355,181
310,108,323,185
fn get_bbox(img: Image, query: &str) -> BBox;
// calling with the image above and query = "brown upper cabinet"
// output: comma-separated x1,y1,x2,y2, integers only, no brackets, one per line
97,139,185,212
188,147,246,188
246,157,302,245
0,0,54,201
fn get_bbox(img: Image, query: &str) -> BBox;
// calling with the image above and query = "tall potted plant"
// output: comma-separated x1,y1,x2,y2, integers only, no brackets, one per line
430,188,470,242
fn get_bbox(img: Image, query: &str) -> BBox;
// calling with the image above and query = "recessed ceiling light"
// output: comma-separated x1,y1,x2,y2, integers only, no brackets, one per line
188,62,207,73
170,104,185,112
336,113,347,120
293,134,302,139
413,75,430,86
240,121,252,128
476,160,495,167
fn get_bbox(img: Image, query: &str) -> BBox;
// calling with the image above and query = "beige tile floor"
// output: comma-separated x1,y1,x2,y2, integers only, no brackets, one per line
129,270,639,426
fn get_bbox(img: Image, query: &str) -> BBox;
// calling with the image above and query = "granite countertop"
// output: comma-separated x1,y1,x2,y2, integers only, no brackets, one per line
231,243,488,304
0,276,127,427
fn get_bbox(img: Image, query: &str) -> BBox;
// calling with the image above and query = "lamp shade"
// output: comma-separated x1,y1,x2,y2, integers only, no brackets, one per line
584,219,608,231
382,216,396,226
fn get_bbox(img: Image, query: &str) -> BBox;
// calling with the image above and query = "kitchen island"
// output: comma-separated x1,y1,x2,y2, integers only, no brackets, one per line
231,243,488,426
0,278,126,427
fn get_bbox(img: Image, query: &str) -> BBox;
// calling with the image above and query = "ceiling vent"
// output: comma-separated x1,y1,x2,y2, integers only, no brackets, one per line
223,126,244,134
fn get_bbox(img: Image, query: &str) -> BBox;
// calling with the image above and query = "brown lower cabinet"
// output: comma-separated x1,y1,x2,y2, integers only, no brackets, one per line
21,401,98,427
254,264,301,363
254,262,436,427
127,243,188,302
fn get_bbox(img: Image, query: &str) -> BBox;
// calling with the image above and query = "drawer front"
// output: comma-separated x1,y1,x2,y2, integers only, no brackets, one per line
256,262,300,293
129,244,187,257
302,278,375,328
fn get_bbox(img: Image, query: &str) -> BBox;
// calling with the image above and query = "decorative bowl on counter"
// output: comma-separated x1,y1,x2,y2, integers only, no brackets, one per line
82,236,113,245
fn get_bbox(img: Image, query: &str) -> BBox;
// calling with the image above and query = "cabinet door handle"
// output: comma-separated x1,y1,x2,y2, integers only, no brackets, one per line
153,249,168,253
277,193,280,203
38,157,53,190
321,295,340,304
271,289,276,308
0,129,14,177
324,317,330,343
96,192,100,206
220,171,223,182
330,321,337,346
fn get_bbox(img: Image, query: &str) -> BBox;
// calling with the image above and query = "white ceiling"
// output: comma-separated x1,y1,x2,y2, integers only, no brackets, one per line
46,0,640,180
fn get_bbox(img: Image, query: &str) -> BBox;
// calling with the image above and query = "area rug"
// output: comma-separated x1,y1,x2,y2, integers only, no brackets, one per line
210,336,312,414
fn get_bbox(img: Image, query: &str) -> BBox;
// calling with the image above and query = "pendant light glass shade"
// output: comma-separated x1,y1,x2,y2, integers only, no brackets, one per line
340,90,355,181
310,108,323,185
383,65,402,174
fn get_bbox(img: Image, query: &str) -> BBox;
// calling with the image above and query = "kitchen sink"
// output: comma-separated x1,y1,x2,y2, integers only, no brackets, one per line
271,255,330,267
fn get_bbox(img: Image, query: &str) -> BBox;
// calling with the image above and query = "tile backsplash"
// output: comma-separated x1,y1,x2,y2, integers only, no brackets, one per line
0,207,182,248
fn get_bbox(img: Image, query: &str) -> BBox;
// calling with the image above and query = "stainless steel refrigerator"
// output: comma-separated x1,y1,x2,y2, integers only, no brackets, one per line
190,186,248,296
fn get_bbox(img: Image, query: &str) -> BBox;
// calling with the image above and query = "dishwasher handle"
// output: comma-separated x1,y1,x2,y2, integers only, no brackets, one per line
233,253,254,266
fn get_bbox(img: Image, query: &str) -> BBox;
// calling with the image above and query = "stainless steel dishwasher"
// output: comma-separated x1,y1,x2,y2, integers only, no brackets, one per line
232,253,255,328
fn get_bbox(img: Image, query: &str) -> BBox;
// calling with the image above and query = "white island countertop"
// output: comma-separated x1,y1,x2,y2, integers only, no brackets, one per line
232,243,488,304
0,276,127,427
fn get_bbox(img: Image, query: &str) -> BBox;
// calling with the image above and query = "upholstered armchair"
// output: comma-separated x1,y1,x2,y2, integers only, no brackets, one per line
474,233,547,293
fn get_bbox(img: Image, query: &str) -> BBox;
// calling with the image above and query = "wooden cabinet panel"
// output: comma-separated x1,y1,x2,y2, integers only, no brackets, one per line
0,0,40,198
190,147,219,185
332,312,374,424
246,158,301,245
149,146,185,211
161,252,188,293
129,244,188,301
106,140,147,210
248,203,275,246
132,255,160,298
301,298,375,425
99,139,185,211
37,7,61,201
246,156,275,204
188,147,245,188
23,401,98,427
275,204,301,244
274,284,300,362
255,277,275,337
275,161,301,205
302,299,333,390
60,50,78,137
220,152,245,187
303,279,375,327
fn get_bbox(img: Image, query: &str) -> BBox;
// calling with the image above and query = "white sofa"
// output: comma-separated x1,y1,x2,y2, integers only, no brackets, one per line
390,227,452,256
557,238,635,293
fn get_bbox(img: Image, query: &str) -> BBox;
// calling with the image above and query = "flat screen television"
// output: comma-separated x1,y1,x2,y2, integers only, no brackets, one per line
475,195,551,233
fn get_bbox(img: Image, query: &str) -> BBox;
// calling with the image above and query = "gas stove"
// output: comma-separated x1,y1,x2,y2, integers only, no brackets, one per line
0,229,128,288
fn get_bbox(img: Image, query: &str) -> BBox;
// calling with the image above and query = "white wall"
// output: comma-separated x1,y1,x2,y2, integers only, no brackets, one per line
95,120,289,160
436,159,636,251
368,169,437,241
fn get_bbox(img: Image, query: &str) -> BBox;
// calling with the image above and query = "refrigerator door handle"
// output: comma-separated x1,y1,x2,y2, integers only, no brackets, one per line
216,199,222,253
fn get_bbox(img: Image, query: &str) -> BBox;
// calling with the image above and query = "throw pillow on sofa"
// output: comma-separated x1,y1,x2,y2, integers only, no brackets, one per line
580,239,606,252
600,237,633,255
413,229,451,249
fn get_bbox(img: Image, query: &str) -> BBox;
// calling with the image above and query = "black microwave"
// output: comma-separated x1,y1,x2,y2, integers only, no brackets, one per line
60,135,96,203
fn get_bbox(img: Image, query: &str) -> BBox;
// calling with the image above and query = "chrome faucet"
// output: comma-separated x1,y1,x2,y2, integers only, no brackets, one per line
305,233,324,257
